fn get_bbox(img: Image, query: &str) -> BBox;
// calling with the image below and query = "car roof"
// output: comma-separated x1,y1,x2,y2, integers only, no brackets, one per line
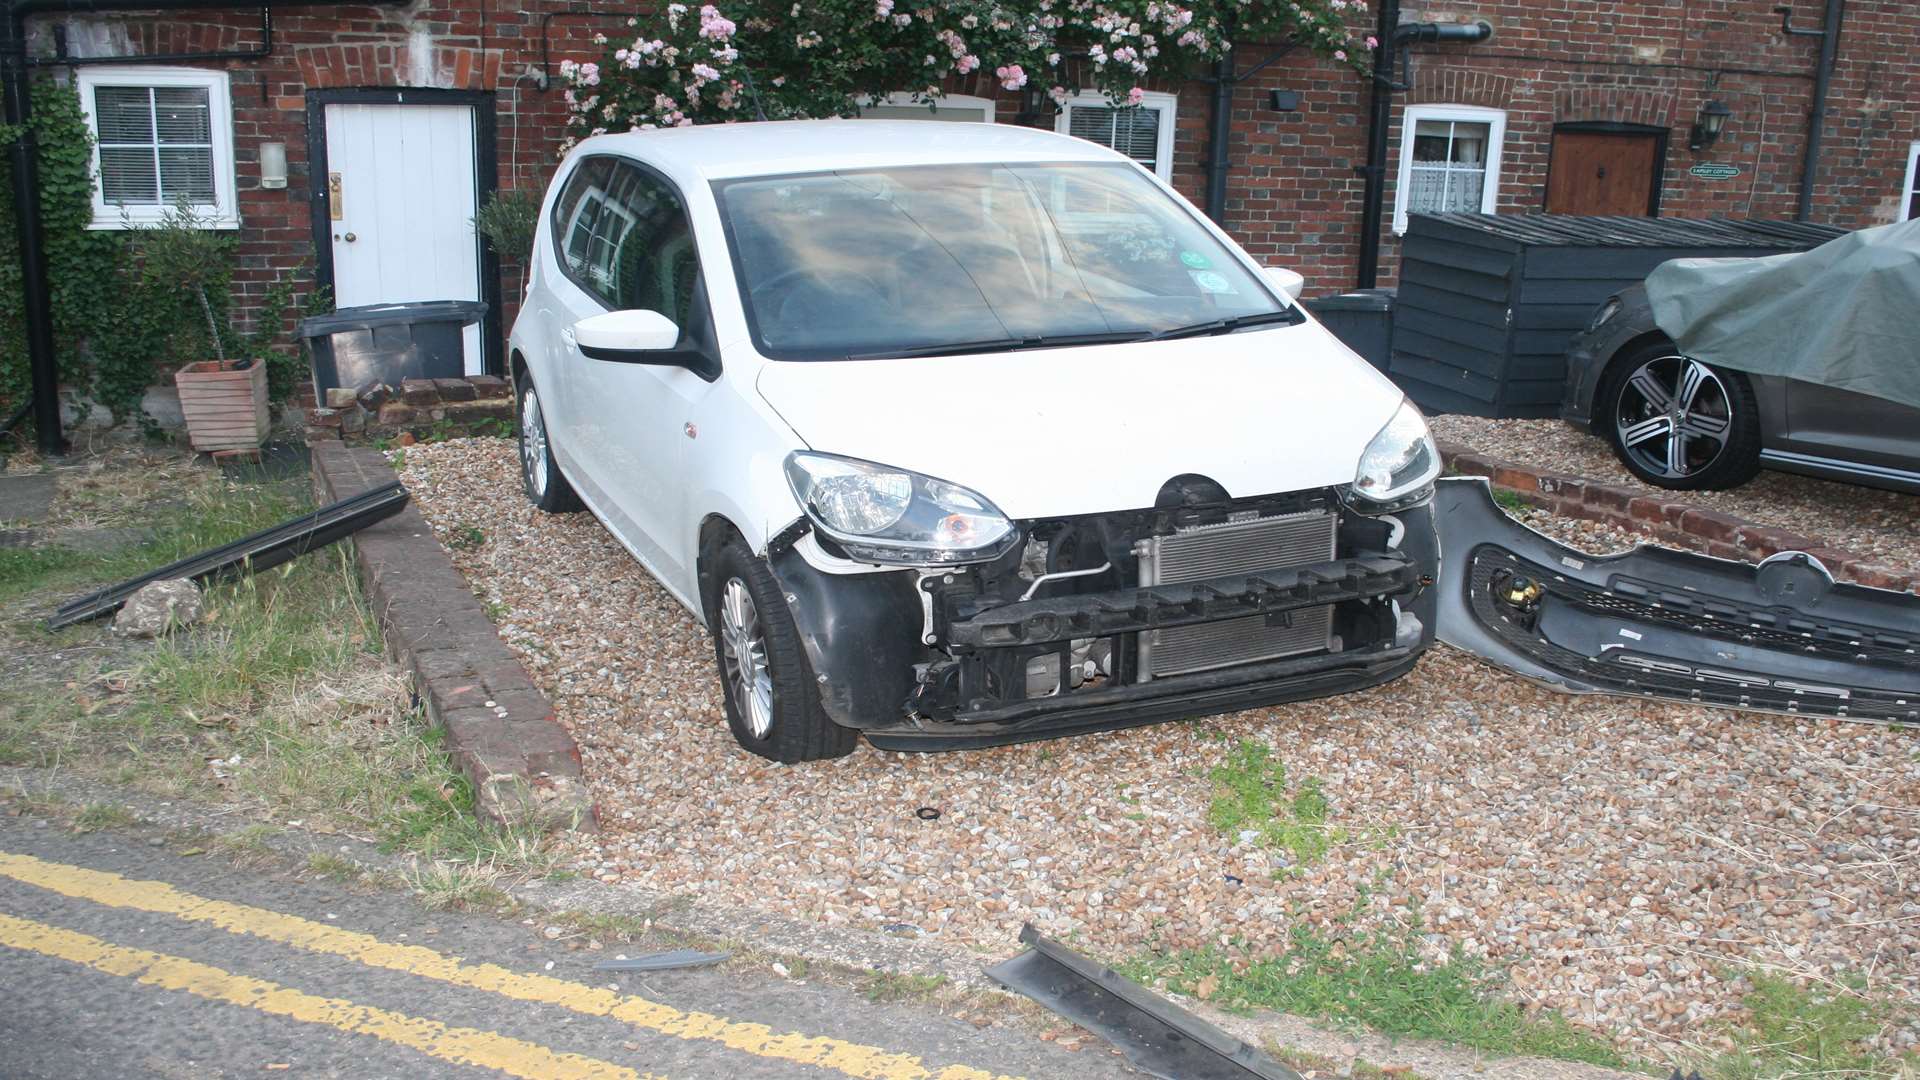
572,118,1127,180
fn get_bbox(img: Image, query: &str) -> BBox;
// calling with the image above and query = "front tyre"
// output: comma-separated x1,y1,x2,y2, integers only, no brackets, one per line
1601,341,1761,491
517,376,583,513
705,535,857,762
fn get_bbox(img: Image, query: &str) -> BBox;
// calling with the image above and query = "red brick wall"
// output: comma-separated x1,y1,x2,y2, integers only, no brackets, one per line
40,0,1919,334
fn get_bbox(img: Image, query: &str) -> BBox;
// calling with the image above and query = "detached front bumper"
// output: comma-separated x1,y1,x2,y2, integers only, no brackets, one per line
767,496,1440,751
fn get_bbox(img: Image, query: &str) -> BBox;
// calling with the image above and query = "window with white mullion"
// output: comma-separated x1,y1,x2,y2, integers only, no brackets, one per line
1392,104,1505,234
1055,91,1177,182
79,67,235,229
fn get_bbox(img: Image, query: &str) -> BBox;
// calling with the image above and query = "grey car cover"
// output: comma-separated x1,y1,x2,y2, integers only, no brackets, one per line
1646,218,1920,411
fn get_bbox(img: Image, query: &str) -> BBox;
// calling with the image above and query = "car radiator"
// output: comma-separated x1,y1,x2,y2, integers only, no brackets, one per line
1135,509,1338,679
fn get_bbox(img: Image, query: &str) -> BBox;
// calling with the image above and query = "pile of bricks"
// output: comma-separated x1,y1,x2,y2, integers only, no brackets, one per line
304,374,512,441
1441,443,1917,593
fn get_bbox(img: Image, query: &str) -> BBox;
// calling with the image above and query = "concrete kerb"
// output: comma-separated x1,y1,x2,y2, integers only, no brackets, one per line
1438,441,1919,594
307,441,596,833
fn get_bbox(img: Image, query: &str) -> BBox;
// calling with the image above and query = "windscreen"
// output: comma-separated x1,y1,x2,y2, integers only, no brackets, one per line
714,162,1292,360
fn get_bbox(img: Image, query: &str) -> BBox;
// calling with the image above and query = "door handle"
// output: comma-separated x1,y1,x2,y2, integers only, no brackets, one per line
560,327,577,348
343,232,358,242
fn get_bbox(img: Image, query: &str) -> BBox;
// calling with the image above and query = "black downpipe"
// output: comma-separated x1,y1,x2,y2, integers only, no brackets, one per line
1,8,63,455
1796,0,1843,222
1354,0,1398,289
1203,52,1233,225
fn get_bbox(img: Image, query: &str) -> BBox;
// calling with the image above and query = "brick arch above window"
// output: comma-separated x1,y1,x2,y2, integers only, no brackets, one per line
294,43,501,91
1554,87,1676,129
1409,67,1518,111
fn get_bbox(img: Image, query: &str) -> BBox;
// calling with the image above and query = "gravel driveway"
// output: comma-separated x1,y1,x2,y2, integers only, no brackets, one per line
1430,415,1920,574
397,438,1920,1058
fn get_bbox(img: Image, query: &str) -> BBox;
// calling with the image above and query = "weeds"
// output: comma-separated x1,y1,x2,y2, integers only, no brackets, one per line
306,852,364,884
861,971,948,1003
1207,740,1346,866
1123,920,1625,1069
1490,487,1531,514
72,802,137,833
1696,974,1919,1079
406,859,514,913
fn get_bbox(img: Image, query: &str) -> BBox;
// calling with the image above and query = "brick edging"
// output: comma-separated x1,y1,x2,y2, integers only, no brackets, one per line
1438,441,1918,594
309,442,597,832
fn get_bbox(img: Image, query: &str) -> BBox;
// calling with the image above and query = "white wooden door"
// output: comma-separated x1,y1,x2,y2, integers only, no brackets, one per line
323,103,483,374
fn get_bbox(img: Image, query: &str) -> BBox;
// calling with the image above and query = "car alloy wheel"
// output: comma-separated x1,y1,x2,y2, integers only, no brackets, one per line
1612,354,1735,481
521,386,550,497
718,577,775,739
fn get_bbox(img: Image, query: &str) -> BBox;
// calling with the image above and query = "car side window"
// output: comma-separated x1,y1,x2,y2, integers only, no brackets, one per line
551,157,702,328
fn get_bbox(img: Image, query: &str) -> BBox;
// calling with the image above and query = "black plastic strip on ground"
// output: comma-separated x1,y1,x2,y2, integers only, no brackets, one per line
47,481,410,629
986,925,1302,1080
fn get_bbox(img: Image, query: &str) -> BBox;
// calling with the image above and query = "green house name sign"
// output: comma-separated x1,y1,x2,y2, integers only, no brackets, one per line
1689,162,1742,180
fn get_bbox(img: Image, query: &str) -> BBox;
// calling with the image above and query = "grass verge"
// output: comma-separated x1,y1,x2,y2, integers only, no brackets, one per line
0,453,564,876
1694,974,1920,1079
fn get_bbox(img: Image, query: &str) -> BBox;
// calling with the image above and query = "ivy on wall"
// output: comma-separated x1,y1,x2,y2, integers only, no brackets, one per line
0,80,318,427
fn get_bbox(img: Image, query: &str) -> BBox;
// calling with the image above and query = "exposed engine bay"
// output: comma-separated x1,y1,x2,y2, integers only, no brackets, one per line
768,476,1439,749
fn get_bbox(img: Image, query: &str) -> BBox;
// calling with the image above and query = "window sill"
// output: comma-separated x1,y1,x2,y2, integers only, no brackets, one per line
87,210,240,232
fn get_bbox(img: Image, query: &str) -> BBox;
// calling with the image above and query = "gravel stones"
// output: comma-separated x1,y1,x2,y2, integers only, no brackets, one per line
399,437,1920,1057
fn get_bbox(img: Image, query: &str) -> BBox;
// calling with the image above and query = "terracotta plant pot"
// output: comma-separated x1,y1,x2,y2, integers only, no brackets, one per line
176,359,269,452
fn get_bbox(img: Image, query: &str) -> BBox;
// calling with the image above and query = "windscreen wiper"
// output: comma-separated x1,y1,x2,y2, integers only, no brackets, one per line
846,329,1150,361
1145,308,1302,342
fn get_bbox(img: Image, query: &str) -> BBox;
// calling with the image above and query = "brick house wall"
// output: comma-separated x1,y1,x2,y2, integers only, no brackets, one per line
31,0,1918,357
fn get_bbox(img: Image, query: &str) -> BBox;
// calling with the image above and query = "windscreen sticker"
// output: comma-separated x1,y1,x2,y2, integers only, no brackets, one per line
1188,270,1236,294
1179,250,1213,269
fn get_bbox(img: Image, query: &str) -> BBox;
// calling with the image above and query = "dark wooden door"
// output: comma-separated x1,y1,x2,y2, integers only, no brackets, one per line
1546,131,1662,215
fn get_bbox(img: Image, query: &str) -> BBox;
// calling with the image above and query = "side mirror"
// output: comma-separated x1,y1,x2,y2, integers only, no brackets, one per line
573,309,681,361
1263,266,1306,301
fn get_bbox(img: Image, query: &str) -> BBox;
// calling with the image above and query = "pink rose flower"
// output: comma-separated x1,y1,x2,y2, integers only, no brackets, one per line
1126,86,1145,105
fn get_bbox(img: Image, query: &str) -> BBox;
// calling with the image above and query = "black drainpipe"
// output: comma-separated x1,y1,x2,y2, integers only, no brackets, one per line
1354,0,1399,289
1,6,63,455
1354,7,1492,289
2,0,397,457
1203,52,1233,224
1795,0,1844,222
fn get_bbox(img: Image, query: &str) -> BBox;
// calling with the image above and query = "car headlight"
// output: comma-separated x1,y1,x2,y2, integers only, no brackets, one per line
784,452,1018,565
1351,399,1439,508
1588,296,1622,333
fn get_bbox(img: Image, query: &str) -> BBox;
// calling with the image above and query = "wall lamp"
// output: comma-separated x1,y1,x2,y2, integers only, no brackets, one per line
258,141,288,189
1689,100,1732,151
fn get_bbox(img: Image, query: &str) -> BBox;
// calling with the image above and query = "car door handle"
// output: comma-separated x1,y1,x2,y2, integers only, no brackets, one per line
560,327,577,348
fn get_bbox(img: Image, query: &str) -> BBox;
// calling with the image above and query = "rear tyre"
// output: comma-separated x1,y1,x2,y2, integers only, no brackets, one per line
1600,340,1761,491
704,534,858,763
517,375,583,513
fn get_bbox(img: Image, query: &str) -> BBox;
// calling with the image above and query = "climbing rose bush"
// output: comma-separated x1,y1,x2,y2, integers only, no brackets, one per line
556,0,1372,149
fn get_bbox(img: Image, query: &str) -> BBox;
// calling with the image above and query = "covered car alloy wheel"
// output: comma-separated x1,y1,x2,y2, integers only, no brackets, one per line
1613,353,1734,481
719,577,775,739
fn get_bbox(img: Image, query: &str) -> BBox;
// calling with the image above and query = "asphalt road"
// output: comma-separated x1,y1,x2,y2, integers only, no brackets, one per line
0,815,1142,1079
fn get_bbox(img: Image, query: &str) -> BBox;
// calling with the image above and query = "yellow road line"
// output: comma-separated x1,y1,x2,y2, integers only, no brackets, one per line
0,913,660,1080
0,851,1018,1080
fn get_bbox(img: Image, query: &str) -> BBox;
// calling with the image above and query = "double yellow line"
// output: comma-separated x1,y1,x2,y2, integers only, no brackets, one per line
0,851,1019,1080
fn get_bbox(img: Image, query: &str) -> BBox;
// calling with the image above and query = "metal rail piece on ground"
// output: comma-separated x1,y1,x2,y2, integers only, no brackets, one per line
985,924,1303,1080
47,480,409,630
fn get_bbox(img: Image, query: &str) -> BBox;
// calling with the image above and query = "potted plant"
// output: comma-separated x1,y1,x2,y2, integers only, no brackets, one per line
135,203,270,453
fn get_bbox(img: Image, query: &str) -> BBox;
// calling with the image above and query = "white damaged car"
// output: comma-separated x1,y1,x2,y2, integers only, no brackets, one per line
508,120,1442,761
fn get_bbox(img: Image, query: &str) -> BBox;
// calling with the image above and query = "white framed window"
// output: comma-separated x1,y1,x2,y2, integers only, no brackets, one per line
1055,91,1177,181
1393,103,1505,234
859,92,997,123
1901,141,1919,222
77,66,238,230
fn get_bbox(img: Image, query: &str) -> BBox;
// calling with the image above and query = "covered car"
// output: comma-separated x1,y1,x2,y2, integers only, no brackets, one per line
1563,220,1920,492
